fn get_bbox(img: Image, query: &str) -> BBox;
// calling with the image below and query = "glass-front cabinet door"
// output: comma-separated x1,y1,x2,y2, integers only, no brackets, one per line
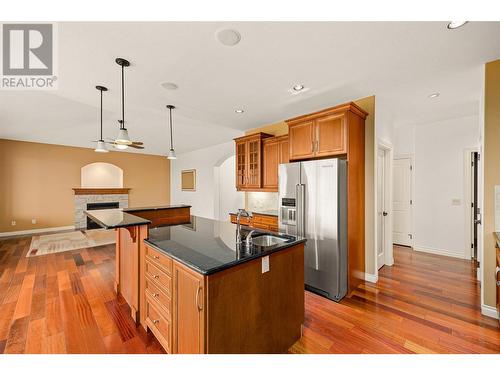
235,140,247,190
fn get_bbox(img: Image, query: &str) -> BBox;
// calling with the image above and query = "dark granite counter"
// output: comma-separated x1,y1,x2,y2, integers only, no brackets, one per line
124,204,191,212
84,209,151,229
145,216,305,275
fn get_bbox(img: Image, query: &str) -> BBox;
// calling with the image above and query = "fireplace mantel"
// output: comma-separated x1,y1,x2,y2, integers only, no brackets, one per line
73,188,131,195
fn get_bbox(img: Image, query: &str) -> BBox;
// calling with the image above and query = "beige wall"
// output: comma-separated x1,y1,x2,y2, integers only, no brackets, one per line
0,139,170,233
243,97,376,275
483,59,500,307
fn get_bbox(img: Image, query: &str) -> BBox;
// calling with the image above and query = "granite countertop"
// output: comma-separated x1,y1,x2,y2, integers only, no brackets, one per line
229,210,279,218
145,216,305,275
124,204,191,212
85,208,151,229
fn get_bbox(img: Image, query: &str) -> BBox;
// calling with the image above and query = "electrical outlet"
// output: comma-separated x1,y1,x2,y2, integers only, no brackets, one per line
262,256,269,273
11,220,16,226
32,218,37,224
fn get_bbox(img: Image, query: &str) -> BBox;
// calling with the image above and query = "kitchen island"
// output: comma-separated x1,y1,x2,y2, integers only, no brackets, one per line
85,207,306,354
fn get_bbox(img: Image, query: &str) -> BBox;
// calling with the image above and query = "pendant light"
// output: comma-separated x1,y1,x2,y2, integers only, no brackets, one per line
166,105,177,159
114,120,129,150
94,85,109,153
115,58,132,146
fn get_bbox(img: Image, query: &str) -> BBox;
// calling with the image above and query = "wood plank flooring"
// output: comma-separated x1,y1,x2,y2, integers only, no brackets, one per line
0,236,498,354
0,235,164,354
290,245,500,353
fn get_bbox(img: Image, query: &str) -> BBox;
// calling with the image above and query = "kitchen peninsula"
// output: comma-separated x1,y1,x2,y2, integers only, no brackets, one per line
85,206,306,353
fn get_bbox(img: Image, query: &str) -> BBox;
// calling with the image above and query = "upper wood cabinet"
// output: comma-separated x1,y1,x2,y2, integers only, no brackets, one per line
263,135,289,191
287,103,365,161
234,133,272,191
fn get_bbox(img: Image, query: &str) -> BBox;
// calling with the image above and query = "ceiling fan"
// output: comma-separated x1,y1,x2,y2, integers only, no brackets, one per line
110,57,145,150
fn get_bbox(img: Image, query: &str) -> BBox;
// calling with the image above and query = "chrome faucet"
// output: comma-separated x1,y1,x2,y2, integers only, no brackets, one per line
245,230,256,247
236,209,250,244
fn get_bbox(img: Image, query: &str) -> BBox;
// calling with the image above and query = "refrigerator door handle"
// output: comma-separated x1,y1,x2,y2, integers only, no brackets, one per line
296,183,306,237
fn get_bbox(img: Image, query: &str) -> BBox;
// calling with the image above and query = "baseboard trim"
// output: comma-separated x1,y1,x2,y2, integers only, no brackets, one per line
481,304,499,319
413,245,468,259
365,273,379,283
0,225,75,238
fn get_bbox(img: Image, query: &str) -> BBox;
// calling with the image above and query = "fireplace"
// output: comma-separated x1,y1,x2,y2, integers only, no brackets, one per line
86,202,119,229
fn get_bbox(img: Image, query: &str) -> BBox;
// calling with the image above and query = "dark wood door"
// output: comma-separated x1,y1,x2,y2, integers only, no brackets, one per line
262,138,279,190
235,140,247,190
173,261,205,354
278,136,289,164
315,113,346,157
246,137,261,189
289,120,314,160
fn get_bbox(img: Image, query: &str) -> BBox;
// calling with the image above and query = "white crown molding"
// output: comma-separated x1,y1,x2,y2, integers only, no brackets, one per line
0,225,75,238
481,304,499,319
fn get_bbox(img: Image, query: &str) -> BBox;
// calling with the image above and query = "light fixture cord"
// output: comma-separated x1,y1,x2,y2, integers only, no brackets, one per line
100,89,103,141
169,106,174,150
121,64,125,129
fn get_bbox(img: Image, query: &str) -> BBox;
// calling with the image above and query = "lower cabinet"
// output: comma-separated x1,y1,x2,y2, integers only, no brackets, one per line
229,213,278,232
172,261,205,354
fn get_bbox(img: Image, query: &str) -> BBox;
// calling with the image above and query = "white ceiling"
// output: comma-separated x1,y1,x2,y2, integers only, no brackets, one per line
1,21,499,155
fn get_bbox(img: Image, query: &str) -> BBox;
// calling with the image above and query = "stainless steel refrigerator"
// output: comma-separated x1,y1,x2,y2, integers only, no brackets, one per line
278,158,347,301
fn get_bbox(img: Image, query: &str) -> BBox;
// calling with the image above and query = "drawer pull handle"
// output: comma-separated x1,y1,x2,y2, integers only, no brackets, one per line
153,255,160,259
153,319,160,324
153,275,160,279
151,292,159,298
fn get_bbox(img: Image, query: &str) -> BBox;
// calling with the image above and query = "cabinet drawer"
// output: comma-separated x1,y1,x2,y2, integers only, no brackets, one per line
145,275,171,317
146,260,172,293
146,245,172,275
146,297,171,353
253,214,278,226
229,214,253,226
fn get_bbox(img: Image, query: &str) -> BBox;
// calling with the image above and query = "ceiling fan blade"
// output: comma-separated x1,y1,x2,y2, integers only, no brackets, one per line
128,144,144,149
130,141,144,145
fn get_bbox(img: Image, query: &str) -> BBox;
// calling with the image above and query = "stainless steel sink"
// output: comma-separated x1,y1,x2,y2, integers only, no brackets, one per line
251,234,288,247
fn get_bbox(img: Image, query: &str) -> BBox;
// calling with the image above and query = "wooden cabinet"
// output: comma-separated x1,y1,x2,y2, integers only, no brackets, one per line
262,135,289,191
172,261,205,354
286,101,368,294
142,242,305,353
288,109,349,161
234,133,272,191
229,213,278,232
496,245,500,318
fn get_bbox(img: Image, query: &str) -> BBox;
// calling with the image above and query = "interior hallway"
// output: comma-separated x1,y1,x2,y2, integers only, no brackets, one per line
0,236,498,354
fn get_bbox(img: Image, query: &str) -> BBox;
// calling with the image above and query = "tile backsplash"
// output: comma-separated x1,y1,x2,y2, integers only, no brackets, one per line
246,192,279,212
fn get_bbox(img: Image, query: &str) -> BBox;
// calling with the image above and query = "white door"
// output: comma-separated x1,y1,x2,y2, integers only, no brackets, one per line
393,158,412,246
377,149,386,269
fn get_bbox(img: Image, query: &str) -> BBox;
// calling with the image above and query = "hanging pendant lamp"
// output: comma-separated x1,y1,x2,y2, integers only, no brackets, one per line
94,85,109,153
115,58,132,146
166,105,177,159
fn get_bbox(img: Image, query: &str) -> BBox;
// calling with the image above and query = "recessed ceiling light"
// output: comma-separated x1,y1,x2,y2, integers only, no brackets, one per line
161,82,178,90
447,21,468,30
428,92,440,99
292,84,305,91
216,29,241,46
235,109,244,114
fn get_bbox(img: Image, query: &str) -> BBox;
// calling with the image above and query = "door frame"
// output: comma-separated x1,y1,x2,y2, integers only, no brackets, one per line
393,153,415,249
464,147,480,262
375,139,394,272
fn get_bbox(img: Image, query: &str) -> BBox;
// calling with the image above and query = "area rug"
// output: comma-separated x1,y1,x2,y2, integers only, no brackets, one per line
27,229,116,257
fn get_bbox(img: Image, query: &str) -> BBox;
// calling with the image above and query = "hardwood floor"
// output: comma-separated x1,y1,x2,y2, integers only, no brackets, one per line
291,245,500,354
0,236,498,354
0,235,164,354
